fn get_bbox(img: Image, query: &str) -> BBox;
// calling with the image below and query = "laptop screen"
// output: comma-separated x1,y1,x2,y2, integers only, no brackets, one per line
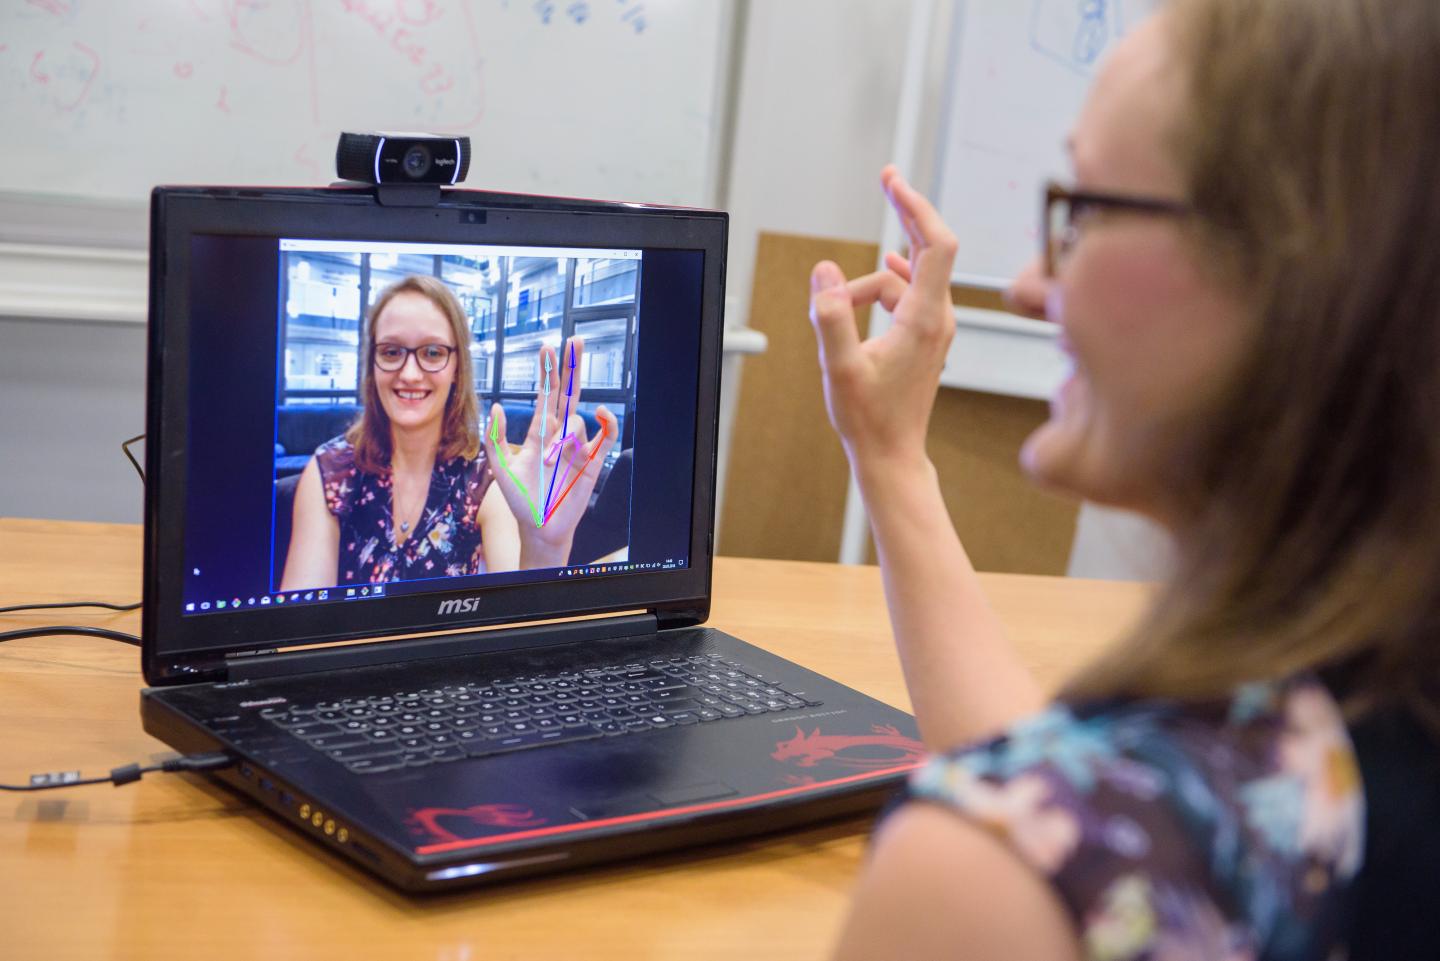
143,187,726,681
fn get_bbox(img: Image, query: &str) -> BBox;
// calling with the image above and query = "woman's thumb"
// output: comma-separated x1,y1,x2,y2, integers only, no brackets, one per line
809,260,860,363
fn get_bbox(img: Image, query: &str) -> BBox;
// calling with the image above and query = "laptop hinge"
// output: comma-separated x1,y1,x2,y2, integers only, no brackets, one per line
655,605,707,631
223,613,659,683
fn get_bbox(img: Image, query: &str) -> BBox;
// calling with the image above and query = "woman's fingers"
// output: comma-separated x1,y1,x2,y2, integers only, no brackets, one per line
847,268,909,313
555,336,584,424
882,168,959,294
881,165,923,255
485,402,507,451
809,260,863,369
528,346,557,444
584,406,618,464
884,251,912,282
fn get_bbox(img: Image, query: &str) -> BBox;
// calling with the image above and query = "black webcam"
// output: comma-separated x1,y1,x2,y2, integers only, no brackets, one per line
335,131,471,186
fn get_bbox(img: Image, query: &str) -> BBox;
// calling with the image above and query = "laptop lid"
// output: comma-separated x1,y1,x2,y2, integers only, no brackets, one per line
142,185,727,686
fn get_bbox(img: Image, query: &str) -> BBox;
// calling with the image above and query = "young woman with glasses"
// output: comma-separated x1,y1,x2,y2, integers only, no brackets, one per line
281,275,615,589
810,1,1440,958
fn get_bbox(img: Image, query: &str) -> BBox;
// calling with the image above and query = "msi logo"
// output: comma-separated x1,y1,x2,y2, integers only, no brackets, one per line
437,596,483,616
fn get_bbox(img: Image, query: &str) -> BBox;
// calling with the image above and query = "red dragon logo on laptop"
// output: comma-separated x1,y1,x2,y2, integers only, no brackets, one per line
771,724,926,770
408,803,547,844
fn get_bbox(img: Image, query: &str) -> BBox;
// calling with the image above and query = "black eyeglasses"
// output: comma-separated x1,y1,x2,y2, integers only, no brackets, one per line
1043,180,1193,276
372,342,456,373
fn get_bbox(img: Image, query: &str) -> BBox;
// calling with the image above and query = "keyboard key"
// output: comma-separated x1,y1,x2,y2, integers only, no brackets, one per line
536,727,602,747
328,743,402,762
286,722,342,740
471,731,544,754
307,733,370,750
650,686,706,703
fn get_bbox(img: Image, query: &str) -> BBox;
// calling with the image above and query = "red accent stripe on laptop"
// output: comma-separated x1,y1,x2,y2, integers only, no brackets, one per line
413,762,921,855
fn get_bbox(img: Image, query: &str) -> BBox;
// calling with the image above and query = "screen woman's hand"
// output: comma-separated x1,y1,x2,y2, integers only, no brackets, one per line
482,337,618,570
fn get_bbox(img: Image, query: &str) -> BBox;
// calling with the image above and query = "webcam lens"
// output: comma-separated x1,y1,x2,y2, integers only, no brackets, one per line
402,144,432,179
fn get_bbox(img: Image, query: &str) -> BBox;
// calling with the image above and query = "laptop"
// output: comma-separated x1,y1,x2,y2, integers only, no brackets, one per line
139,183,924,891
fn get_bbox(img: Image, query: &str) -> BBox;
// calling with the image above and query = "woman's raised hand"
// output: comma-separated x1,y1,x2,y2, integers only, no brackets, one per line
808,165,959,470
482,337,617,570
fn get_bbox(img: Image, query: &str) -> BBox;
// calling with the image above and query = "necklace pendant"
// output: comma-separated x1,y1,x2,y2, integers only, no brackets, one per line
400,520,410,532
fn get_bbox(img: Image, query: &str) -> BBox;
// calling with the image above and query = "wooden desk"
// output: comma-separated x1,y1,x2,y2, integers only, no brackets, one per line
0,518,1150,961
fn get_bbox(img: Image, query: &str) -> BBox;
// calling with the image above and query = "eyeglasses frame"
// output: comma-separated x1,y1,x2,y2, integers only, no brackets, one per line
371,342,457,374
1043,180,1194,276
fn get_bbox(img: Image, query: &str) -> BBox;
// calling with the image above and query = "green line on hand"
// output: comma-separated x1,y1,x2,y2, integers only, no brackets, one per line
490,415,544,527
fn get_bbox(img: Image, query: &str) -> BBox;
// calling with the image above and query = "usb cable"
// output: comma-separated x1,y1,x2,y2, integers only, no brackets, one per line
0,752,235,791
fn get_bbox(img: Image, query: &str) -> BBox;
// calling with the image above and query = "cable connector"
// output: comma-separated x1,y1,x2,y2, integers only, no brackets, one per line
2,751,236,792
159,752,235,774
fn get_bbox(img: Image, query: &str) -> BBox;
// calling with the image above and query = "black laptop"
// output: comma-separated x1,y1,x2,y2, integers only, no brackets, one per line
139,183,923,891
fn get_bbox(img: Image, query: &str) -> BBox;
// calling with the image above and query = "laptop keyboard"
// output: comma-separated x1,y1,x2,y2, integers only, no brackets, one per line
259,653,823,775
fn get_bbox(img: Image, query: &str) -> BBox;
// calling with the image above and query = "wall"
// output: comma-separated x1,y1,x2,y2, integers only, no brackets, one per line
720,0,916,343
0,316,147,523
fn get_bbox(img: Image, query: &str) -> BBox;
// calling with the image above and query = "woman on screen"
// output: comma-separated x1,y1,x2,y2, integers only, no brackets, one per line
280,275,615,590
816,0,1439,957
281,275,516,590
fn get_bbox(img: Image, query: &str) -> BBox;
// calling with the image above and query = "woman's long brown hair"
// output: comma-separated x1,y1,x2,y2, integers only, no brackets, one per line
1065,0,1440,735
347,274,480,475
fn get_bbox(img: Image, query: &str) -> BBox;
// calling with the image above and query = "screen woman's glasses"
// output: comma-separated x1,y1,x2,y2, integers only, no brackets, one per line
372,343,456,373
1044,180,1193,276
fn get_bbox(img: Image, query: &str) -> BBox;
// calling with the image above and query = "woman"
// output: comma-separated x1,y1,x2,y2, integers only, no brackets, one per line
281,275,518,590
813,1,1440,958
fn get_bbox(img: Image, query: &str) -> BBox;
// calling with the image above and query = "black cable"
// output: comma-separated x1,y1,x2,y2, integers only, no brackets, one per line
0,751,235,792
121,433,145,483
0,626,140,646
0,600,141,615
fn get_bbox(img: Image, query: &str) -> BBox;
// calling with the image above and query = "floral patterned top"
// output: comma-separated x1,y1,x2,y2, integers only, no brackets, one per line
314,436,493,584
904,676,1364,961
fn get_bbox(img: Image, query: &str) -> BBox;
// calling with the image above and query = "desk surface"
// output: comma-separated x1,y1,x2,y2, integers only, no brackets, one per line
0,518,1150,961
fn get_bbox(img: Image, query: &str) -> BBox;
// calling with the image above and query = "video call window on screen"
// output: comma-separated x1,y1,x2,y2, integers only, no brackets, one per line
270,239,643,594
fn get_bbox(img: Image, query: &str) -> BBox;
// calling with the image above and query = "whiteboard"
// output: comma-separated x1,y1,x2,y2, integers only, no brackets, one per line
934,0,1158,288
0,0,730,208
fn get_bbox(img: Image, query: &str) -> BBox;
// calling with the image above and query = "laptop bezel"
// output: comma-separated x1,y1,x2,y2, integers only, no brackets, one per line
142,185,727,685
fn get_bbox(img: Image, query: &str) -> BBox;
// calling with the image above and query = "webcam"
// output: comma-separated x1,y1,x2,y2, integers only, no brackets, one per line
335,131,471,185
